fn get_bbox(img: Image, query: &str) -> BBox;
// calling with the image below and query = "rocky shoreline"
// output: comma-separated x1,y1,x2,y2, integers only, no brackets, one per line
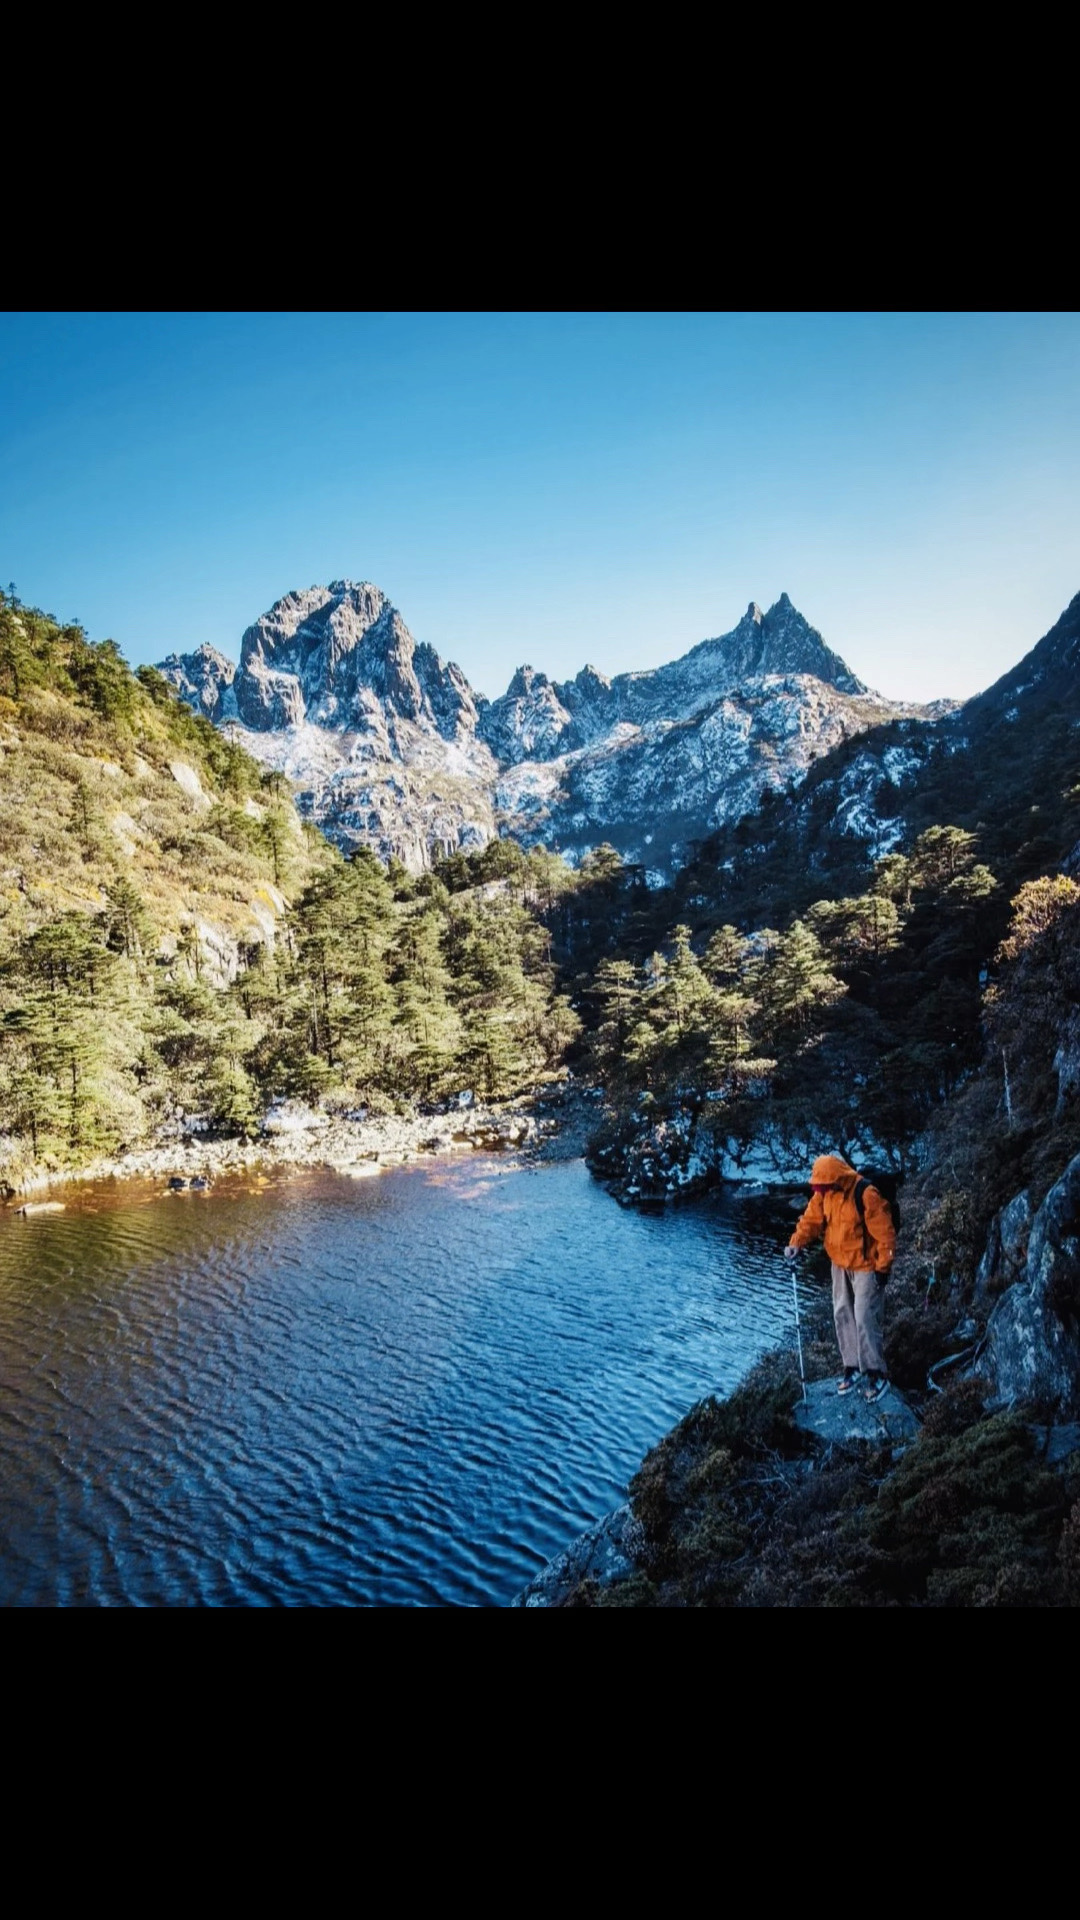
1,1081,601,1207
511,1377,924,1605
513,1147,1080,1606
584,1101,802,1207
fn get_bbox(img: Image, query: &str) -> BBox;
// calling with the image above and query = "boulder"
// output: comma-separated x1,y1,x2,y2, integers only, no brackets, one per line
793,1377,920,1447
168,760,212,811
262,1100,328,1135
511,1504,646,1607
974,1188,1033,1301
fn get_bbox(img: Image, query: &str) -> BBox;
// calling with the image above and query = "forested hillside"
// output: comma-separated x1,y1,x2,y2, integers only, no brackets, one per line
580,823,1001,1191
0,593,581,1188
575,596,1080,1280
546,876,1080,1609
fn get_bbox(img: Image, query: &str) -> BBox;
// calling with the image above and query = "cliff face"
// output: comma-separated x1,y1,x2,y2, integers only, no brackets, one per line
159,584,918,875
975,1153,1080,1415
233,582,482,741
161,583,498,869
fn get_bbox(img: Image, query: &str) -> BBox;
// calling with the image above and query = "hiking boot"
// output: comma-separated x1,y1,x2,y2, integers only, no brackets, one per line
837,1369,860,1396
863,1373,890,1403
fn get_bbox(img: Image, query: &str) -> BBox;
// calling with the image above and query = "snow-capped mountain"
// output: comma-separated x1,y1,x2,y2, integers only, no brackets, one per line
161,583,498,869
158,581,923,876
668,590,1080,918
479,593,866,765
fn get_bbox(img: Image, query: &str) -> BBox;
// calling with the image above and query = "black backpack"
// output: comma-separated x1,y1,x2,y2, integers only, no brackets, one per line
854,1169,902,1260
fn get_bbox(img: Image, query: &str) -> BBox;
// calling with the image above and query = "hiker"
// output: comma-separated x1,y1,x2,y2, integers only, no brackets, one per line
783,1154,896,1401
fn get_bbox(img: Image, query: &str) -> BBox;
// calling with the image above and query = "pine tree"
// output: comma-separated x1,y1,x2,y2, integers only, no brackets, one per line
103,876,155,960
588,958,642,1082
204,1008,261,1137
390,907,461,1096
259,805,295,890
757,920,845,1039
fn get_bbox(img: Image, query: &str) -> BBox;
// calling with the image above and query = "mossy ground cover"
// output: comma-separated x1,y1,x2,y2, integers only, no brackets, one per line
561,1281,1080,1607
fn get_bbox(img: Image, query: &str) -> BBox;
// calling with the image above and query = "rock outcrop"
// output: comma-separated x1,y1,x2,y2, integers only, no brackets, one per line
974,1189,1034,1302
157,644,237,721
233,582,482,741
511,1504,646,1607
974,1152,1080,1415
792,1376,920,1446
513,1376,922,1606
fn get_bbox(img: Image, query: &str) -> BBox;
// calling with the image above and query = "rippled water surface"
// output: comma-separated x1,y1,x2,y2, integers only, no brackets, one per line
0,1157,795,1605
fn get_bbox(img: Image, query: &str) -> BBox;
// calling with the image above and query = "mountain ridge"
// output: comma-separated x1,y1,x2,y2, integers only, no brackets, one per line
666,587,1080,930
158,582,929,876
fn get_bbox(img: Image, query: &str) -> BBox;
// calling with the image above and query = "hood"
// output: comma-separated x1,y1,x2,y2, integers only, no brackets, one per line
810,1155,856,1186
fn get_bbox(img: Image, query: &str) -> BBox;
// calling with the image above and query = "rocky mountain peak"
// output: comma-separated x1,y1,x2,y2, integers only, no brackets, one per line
157,583,898,877
206,580,480,741
505,665,550,700
696,593,865,696
481,663,572,764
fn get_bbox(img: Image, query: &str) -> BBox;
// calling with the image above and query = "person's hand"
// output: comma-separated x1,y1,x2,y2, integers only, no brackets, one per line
783,1246,799,1262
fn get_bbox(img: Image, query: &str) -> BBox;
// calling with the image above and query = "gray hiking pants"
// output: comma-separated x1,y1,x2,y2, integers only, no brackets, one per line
831,1264,886,1375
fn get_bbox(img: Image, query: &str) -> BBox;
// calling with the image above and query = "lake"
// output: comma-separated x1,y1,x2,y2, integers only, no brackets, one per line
0,1155,796,1605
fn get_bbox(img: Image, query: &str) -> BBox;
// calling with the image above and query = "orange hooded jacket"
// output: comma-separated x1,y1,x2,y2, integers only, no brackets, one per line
788,1155,896,1273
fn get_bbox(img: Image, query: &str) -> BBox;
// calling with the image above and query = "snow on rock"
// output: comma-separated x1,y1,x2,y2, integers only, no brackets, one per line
832,749,914,857
157,645,236,721
881,746,923,784
159,584,933,878
480,666,574,763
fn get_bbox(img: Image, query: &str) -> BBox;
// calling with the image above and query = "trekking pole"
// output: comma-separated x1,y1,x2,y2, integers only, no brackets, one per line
790,1258,808,1404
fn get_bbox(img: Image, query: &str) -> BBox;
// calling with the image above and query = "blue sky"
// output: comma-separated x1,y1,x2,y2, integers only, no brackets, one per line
2,311,1078,703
